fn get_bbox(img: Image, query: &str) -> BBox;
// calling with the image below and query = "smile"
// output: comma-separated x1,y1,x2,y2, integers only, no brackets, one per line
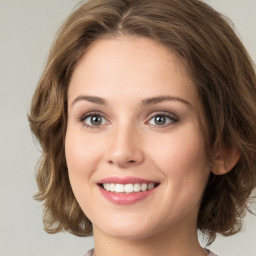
101,183,158,193
97,177,160,205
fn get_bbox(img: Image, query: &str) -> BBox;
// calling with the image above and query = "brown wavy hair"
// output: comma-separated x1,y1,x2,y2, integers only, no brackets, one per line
28,0,256,243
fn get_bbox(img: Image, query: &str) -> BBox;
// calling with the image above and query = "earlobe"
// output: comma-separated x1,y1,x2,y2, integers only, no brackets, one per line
211,147,241,175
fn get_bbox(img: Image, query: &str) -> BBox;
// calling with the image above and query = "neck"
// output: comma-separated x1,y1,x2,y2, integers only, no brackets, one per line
93,223,205,256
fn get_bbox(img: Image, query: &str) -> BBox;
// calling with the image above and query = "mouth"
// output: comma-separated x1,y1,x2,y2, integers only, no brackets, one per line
99,182,159,194
97,176,160,205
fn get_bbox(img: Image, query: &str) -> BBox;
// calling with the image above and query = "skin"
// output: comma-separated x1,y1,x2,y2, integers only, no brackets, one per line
65,35,210,256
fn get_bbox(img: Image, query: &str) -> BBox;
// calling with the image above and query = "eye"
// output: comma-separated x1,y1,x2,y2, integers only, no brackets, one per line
147,113,178,126
79,112,109,128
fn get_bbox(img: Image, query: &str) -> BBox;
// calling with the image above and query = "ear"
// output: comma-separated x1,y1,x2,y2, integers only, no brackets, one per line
211,147,241,175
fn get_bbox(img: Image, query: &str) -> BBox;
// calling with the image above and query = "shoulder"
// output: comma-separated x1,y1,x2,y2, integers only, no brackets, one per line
205,249,218,256
81,249,94,256
82,248,218,256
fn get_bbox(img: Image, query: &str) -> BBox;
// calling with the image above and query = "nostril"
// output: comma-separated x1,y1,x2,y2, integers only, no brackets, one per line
105,148,144,167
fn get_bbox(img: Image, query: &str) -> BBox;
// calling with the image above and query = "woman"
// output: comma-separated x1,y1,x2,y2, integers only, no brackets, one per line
28,0,256,255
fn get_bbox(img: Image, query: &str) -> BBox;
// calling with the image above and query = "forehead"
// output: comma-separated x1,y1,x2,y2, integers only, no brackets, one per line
68,35,199,108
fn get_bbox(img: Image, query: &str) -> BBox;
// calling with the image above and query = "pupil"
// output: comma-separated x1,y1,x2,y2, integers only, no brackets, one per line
155,115,166,125
91,115,102,125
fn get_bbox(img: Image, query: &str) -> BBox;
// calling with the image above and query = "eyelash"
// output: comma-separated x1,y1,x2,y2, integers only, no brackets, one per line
78,111,108,129
146,111,179,127
78,111,179,129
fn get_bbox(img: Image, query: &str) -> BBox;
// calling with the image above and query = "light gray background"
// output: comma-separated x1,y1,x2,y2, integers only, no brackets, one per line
0,1,255,255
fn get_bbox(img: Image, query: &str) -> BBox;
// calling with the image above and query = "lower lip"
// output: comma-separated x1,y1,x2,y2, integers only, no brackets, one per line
98,186,157,205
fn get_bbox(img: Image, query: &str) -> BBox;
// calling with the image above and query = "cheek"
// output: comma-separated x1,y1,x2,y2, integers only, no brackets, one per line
148,124,209,185
65,128,104,215
65,129,101,172
150,127,210,222
65,127,102,198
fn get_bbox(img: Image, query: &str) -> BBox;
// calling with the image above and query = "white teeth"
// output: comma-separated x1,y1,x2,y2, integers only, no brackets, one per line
141,183,147,192
115,184,124,193
110,183,115,192
133,183,141,192
102,183,156,193
124,184,133,193
148,183,154,190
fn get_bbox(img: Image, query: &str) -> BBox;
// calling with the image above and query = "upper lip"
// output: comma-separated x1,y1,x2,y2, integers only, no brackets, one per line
97,176,159,185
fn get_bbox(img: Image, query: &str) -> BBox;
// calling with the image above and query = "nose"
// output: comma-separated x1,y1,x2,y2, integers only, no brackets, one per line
105,124,144,168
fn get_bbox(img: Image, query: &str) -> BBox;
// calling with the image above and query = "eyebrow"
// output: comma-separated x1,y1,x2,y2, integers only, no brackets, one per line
142,95,192,107
71,95,191,107
71,95,106,106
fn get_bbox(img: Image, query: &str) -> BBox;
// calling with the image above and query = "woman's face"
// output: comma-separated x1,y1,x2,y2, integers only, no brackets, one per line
65,35,210,239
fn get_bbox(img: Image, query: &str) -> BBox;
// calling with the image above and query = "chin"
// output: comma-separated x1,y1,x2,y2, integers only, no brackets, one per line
93,215,161,240
102,227,155,240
